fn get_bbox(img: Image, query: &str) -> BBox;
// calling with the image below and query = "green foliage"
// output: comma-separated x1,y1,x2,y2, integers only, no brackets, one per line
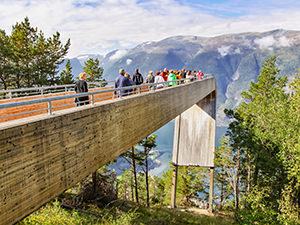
139,134,158,153
236,187,278,225
0,29,14,90
19,198,236,225
0,17,70,89
83,58,104,83
19,199,102,225
161,164,208,207
60,60,74,84
214,137,236,209
221,56,300,224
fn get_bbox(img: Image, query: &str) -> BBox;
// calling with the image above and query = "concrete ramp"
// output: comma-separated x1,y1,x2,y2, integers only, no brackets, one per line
0,77,216,225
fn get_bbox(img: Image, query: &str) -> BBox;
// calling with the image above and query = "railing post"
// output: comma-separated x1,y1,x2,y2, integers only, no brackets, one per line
9,92,12,99
91,94,94,105
48,101,53,115
41,88,44,96
138,87,141,94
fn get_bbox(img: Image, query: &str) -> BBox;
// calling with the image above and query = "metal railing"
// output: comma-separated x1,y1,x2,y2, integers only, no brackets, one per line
0,75,213,121
0,81,114,100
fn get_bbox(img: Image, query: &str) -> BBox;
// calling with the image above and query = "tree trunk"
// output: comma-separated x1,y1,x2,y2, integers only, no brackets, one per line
130,176,134,201
220,168,224,210
247,153,251,193
116,180,119,198
145,148,150,207
0,76,7,90
124,182,127,200
131,147,139,203
235,147,240,211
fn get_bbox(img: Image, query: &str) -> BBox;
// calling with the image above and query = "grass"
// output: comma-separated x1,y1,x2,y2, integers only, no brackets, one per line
18,199,236,225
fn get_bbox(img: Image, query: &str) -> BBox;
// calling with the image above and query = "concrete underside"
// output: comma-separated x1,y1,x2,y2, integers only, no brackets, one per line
172,92,216,167
0,78,216,225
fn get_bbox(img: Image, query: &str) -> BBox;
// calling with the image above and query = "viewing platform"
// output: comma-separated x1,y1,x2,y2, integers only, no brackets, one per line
0,76,216,225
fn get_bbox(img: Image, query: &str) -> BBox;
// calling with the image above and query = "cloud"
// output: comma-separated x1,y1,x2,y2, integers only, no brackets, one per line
218,45,231,56
254,34,292,49
254,36,276,49
126,58,133,65
1,0,300,57
278,36,291,47
109,49,128,61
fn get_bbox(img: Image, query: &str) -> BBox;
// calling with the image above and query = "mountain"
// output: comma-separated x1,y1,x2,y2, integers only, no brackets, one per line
100,29,300,125
58,54,104,79
61,30,300,176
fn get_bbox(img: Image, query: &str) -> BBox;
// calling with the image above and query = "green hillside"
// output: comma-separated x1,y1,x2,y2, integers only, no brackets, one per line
18,199,235,225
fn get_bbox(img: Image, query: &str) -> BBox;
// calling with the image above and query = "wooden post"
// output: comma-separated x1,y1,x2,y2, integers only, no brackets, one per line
208,167,214,213
171,164,178,208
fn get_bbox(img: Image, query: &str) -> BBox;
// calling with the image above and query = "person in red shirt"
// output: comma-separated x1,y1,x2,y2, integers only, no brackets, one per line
197,70,204,80
161,68,168,81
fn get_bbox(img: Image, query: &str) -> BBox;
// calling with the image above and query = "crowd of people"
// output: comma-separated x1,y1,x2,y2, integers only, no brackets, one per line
74,68,205,104
114,68,205,96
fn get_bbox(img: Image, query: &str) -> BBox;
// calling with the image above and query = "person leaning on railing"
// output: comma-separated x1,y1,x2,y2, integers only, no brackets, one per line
74,72,89,106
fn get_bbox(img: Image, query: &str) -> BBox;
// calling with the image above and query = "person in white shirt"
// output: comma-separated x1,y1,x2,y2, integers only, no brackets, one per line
154,71,165,89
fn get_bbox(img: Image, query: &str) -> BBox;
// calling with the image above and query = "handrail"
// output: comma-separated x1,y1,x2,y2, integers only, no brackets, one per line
0,81,113,94
0,75,213,119
0,81,114,99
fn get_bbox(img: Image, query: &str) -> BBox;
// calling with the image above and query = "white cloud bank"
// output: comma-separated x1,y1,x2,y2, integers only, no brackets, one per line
109,49,128,61
1,0,300,57
255,35,293,49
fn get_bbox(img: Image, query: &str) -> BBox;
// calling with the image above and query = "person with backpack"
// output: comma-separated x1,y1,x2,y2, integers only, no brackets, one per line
132,68,144,85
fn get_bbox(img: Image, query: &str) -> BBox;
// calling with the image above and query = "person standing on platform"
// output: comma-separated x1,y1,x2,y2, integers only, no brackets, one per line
74,72,89,106
197,70,204,80
125,73,136,95
114,69,131,97
167,70,178,86
154,71,165,89
132,68,144,85
145,70,155,90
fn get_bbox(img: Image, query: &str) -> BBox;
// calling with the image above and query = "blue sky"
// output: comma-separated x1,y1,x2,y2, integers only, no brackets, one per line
1,0,300,57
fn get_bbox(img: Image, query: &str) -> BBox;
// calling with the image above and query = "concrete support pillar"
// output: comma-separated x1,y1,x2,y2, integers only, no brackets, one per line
171,164,178,208
208,167,214,213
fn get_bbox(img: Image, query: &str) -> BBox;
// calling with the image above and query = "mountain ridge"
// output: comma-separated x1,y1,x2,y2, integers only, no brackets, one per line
61,29,300,126
59,29,300,176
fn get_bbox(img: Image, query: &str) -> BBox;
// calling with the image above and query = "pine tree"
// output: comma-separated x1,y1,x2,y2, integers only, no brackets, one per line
139,135,157,207
60,60,74,84
83,58,105,83
0,30,13,90
120,146,144,204
8,17,70,88
224,56,300,224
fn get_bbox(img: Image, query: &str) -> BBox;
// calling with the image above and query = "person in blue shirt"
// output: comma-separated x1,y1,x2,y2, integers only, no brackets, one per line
114,69,132,97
